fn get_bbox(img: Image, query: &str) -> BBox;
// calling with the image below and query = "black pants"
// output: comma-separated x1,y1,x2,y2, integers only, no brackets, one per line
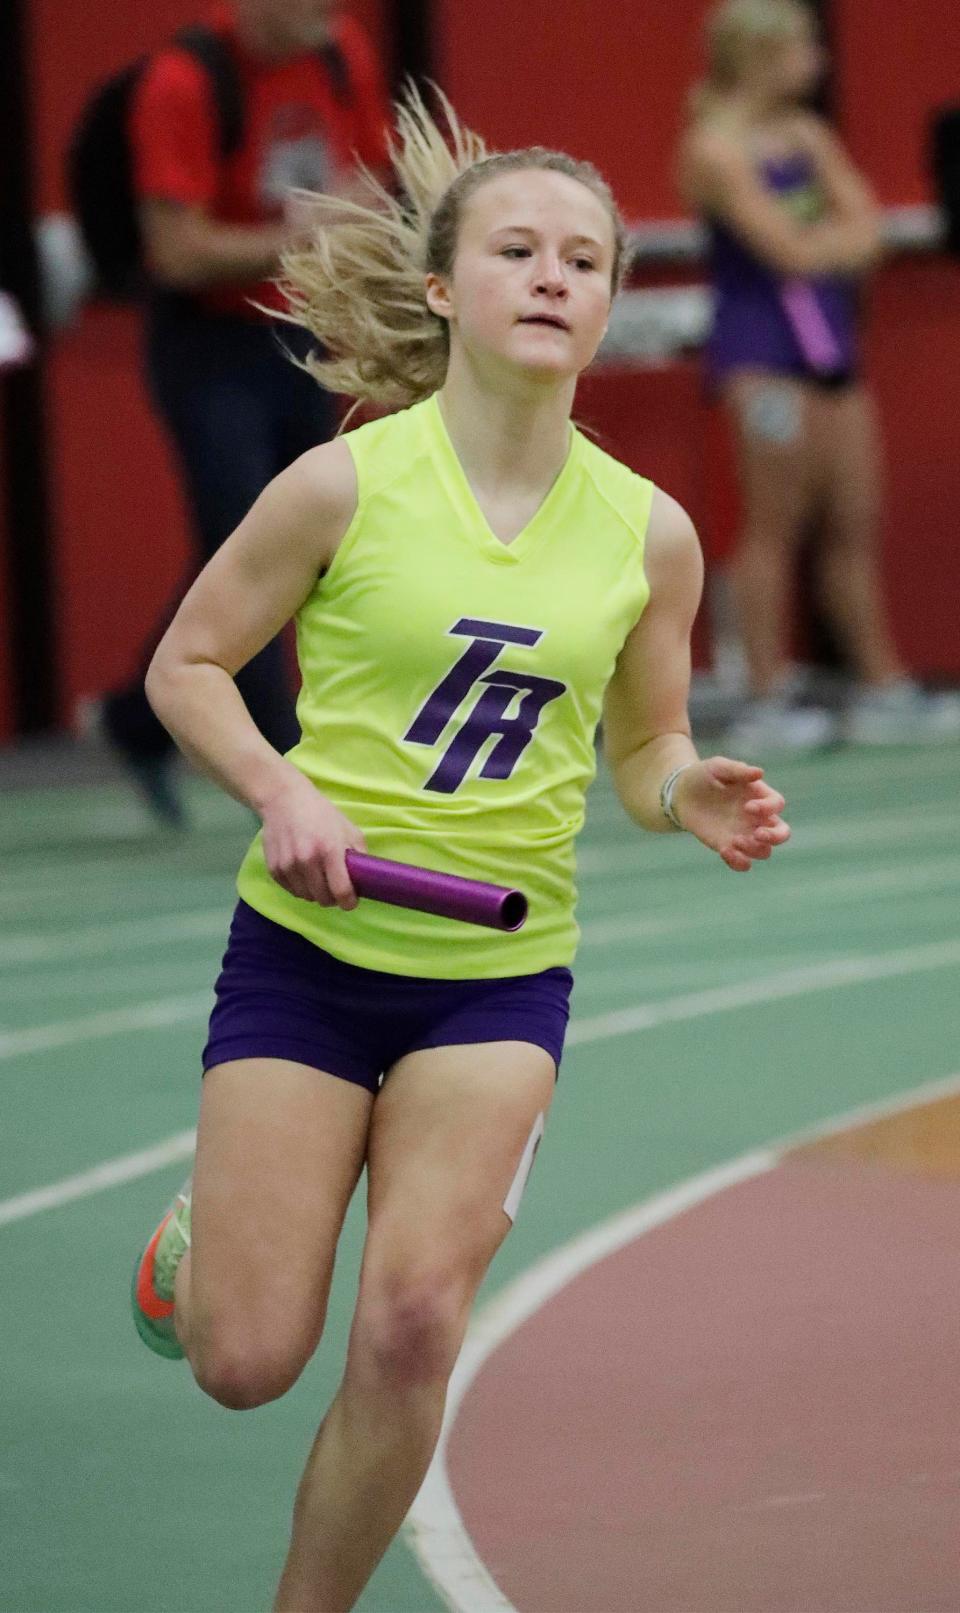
104,298,337,760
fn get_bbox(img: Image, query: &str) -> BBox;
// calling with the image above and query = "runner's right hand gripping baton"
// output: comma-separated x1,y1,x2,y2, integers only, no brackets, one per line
344,851,527,932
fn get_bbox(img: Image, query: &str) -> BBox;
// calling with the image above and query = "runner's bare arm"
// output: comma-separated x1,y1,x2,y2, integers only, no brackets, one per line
145,438,357,815
140,198,291,289
604,489,790,869
603,488,702,834
792,113,884,259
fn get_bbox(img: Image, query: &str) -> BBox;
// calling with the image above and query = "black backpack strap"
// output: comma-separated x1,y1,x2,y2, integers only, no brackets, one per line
163,27,354,164
319,40,352,106
173,24,246,158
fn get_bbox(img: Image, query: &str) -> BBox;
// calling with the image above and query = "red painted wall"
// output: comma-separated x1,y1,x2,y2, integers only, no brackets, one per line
861,258,960,678
828,2,960,676
439,0,704,220
835,0,958,207
46,310,191,718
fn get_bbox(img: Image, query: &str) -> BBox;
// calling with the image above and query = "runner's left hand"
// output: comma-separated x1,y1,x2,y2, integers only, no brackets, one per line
672,757,790,872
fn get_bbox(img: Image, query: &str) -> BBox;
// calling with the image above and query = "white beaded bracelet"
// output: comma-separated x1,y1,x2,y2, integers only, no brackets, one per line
659,762,695,831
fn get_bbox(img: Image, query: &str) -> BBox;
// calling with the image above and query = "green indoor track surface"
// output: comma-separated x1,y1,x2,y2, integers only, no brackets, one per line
1,741,958,1611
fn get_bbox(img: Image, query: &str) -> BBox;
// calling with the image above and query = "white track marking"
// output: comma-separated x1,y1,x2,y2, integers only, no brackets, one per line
0,992,212,1059
1,939,957,1070
0,961,216,1004
579,857,960,946
566,938,960,1046
2,948,958,1221
576,805,960,875
0,911,227,969
1,934,956,1067
5,855,959,977
574,949,837,999
581,747,960,830
0,1131,196,1228
2,794,956,909
406,1066,960,1611
407,1150,778,1611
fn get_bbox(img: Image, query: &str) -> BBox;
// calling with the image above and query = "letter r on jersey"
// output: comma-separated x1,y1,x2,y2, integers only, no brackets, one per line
404,617,566,794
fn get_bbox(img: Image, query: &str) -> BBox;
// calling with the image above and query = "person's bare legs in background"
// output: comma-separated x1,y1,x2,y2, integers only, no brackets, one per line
723,371,835,750
723,370,960,750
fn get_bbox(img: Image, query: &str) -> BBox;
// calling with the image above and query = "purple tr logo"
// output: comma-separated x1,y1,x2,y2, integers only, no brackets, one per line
405,617,566,794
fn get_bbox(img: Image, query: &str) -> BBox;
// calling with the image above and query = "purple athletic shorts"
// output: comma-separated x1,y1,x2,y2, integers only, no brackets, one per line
202,900,574,1092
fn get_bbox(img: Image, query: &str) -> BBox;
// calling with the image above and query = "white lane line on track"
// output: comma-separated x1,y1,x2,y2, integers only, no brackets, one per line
0,992,212,1059
2,795,956,909
579,857,960,945
5,852,960,973
0,911,228,969
0,1132,197,1229
0,961,213,1004
406,1065,960,1612
2,936,958,1066
566,937,960,1046
407,1150,779,1611
576,805,960,875
581,746,960,821
582,754,960,823
2,941,959,1225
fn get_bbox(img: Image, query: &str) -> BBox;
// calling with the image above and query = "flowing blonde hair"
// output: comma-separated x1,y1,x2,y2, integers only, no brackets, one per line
690,0,812,119
275,87,627,412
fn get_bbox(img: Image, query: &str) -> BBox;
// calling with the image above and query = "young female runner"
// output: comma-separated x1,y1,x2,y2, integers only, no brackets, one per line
679,0,960,749
132,92,790,1611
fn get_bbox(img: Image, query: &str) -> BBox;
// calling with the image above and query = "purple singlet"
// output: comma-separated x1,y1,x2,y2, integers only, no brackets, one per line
705,151,859,390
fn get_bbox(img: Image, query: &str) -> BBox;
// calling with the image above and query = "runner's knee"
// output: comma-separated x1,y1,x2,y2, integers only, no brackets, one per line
350,1271,471,1390
190,1325,312,1410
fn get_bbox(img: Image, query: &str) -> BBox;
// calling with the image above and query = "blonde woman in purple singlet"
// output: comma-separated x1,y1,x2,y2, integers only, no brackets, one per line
679,0,960,750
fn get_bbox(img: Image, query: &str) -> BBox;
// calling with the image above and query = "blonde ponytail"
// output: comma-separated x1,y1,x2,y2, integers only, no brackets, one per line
276,86,626,412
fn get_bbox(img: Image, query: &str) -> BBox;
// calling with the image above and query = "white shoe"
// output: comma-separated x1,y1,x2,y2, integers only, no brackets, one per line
724,697,836,756
844,680,960,746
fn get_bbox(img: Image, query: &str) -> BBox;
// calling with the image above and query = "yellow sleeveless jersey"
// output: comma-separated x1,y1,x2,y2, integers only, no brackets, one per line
237,392,652,977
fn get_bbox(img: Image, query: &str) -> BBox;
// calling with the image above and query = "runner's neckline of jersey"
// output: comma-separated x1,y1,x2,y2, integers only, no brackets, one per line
425,392,583,566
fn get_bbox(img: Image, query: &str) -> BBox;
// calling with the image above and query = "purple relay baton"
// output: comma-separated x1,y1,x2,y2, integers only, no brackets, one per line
780,279,844,372
344,851,527,932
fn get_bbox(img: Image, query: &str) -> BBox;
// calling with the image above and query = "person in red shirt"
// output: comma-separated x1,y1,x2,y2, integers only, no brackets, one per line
101,0,390,824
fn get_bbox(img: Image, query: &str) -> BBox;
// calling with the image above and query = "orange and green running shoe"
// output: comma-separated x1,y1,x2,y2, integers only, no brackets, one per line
131,1186,191,1360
